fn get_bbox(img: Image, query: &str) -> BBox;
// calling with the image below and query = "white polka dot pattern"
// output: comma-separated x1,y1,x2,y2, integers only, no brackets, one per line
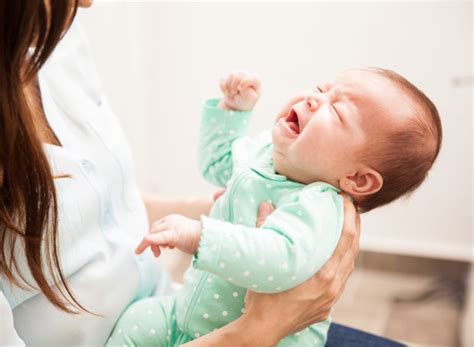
192,99,344,347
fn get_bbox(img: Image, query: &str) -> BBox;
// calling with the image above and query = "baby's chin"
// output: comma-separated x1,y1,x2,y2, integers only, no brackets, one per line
271,124,290,155
271,144,291,177
271,147,312,185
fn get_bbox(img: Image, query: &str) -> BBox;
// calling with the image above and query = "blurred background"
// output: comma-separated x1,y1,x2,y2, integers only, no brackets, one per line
78,1,472,346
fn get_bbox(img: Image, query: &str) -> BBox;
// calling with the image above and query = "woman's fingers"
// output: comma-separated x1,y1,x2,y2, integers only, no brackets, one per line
256,201,275,227
327,194,359,265
213,189,226,202
309,194,360,304
335,228,360,285
238,196,361,338
309,193,360,315
334,195,361,281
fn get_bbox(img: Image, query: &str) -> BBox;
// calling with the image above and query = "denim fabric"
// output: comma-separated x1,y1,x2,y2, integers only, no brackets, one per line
327,323,406,347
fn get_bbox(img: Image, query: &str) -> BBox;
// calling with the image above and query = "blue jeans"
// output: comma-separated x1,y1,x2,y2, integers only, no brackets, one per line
327,323,405,347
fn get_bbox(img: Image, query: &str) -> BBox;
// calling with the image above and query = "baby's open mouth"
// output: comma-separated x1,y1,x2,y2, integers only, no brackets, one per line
285,108,300,135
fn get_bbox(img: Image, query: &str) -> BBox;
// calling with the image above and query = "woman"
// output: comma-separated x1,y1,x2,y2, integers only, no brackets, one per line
0,1,395,346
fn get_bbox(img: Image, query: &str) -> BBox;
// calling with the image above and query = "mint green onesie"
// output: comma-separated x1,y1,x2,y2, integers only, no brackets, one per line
106,99,344,347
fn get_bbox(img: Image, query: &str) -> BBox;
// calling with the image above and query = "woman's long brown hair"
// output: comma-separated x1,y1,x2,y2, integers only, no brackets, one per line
0,0,89,313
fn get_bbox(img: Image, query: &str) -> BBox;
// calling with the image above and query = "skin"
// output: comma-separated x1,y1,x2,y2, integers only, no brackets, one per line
136,71,363,345
78,0,93,8
271,69,413,200
45,2,361,344
183,195,360,346
136,69,409,255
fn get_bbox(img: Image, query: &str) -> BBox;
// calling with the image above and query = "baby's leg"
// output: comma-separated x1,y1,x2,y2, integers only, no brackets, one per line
105,295,181,347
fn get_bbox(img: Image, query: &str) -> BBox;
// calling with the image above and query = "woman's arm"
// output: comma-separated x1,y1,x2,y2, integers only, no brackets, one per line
181,315,280,347
142,193,213,227
184,194,361,347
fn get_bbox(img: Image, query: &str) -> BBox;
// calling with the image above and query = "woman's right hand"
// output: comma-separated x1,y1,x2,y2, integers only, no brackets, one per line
243,194,361,339
183,194,360,347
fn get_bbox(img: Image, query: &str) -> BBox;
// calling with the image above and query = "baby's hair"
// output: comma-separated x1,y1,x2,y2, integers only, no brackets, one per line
357,67,442,212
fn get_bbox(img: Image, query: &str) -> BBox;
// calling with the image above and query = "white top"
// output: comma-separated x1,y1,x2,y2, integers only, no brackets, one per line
0,19,170,346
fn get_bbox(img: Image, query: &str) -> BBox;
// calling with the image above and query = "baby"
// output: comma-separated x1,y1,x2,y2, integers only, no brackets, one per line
107,68,442,346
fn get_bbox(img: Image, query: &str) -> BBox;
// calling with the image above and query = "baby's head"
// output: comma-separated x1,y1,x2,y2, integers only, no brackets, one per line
272,68,442,212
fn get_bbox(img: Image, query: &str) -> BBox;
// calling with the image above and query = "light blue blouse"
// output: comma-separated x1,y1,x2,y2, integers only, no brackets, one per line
0,19,169,346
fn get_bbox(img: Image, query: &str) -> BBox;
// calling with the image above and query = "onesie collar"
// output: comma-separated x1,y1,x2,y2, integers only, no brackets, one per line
249,143,288,181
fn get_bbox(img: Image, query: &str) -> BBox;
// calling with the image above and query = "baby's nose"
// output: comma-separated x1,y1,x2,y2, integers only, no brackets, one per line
305,94,319,112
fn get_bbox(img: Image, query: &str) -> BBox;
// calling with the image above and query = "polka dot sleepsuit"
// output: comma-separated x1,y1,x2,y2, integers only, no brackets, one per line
106,99,344,346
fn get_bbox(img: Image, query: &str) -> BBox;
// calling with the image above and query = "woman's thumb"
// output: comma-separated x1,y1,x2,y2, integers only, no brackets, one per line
256,201,275,228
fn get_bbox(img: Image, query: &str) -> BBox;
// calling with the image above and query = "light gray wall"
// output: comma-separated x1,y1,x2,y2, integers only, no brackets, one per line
78,1,473,261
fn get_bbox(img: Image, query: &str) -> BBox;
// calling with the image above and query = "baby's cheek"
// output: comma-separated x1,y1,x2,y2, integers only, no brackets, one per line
295,132,322,165
301,127,344,167
300,125,325,152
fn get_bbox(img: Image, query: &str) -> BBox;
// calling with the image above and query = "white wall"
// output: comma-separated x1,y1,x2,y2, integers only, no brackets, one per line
78,1,473,261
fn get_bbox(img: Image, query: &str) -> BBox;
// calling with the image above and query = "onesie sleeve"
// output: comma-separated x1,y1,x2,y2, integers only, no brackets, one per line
0,291,25,346
198,99,252,187
192,185,344,293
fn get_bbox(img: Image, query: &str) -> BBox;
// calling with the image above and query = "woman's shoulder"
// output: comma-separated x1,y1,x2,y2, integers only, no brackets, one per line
40,18,104,108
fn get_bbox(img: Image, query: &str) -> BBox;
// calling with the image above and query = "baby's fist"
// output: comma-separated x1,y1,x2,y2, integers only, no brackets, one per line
219,71,261,112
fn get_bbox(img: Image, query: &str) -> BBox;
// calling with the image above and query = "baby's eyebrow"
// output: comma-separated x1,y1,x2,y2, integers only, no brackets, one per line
332,85,353,103
314,82,353,105
314,82,333,92
313,84,324,92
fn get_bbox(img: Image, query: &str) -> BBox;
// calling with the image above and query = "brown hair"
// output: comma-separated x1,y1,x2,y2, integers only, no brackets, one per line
357,68,443,212
0,0,89,314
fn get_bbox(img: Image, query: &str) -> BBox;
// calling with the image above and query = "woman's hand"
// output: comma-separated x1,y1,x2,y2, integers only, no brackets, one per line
242,194,361,339
183,194,360,347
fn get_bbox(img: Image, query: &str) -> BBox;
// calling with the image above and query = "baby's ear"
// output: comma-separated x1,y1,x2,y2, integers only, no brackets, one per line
339,168,383,197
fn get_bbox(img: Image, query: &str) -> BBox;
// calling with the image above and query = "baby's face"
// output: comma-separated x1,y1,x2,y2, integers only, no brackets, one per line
272,69,410,186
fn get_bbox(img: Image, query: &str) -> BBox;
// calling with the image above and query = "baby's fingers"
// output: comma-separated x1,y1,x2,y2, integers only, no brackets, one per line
220,76,229,95
135,238,151,255
151,245,161,257
225,74,236,97
230,72,244,94
238,75,261,94
135,230,177,255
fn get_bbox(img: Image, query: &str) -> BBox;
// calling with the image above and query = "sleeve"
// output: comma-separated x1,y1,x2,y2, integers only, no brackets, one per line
198,99,253,187
0,291,25,347
192,186,344,293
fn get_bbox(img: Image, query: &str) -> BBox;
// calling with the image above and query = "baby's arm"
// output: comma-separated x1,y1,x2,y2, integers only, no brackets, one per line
135,186,344,293
193,186,344,293
198,72,261,187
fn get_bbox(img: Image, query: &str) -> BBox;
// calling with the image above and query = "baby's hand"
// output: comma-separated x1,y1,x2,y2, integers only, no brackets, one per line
218,71,261,112
135,214,202,257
